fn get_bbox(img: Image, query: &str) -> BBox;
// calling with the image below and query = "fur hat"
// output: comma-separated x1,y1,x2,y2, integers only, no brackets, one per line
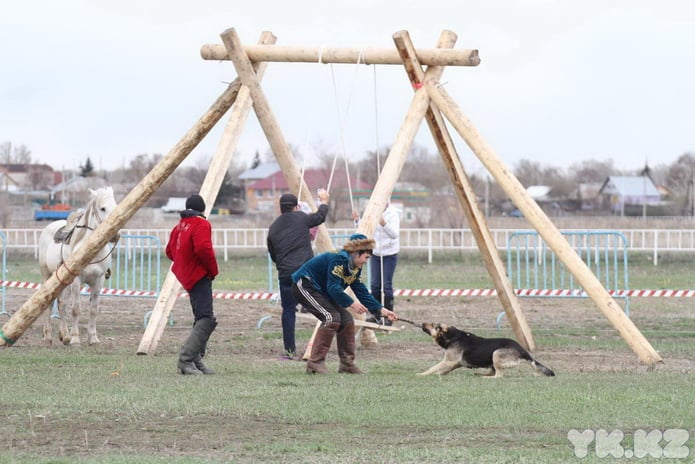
185,194,206,213
343,233,375,253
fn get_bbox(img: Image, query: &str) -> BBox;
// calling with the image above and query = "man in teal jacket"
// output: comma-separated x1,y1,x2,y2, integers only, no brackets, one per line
292,233,398,374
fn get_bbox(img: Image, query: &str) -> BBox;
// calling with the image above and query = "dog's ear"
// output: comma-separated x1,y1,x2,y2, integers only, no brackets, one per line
439,323,448,331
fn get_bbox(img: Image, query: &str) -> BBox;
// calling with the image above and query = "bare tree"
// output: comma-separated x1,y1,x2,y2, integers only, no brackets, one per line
569,158,618,183
666,153,695,196
513,159,545,186
0,142,10,163
13,145,32,164
0,142,32,164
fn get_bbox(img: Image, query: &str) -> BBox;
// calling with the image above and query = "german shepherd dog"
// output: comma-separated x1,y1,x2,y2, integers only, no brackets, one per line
418,322,555,378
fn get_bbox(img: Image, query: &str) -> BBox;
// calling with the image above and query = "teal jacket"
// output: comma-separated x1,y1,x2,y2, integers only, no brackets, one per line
292,250,382,315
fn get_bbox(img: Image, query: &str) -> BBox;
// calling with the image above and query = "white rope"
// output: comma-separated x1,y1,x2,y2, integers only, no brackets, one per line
373,65,382,177
325,48,370,217
326,62,360,214
297,155,307,203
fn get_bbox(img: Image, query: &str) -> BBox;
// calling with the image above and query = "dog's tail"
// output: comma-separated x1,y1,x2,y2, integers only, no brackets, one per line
531,359,556,377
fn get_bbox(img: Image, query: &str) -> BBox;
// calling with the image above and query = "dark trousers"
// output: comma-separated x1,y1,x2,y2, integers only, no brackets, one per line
189,277,215,322
292,277,353,331
370,253,398,308
278,276,297,354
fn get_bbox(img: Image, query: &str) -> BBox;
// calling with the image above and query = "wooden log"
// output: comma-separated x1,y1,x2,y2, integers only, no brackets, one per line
201,43,480,66
136,31,277,356
0,70,249,347
393,30,535,351
424,79,663,366
220,28,334,254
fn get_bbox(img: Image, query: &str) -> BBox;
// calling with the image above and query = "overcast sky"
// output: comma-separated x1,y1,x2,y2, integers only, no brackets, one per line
2,1,694,177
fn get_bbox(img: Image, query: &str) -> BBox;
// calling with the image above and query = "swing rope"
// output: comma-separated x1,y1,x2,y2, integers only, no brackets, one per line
326,51,365,215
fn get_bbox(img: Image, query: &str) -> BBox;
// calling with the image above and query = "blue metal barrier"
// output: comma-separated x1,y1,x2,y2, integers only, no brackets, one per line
498,231,630,328
108,234,162,296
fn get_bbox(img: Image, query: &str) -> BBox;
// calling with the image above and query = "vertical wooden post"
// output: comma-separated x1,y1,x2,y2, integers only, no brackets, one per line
136,31,277,355
393,30,534,350
425,79,662,365
1,75,248,347
220,28,334,254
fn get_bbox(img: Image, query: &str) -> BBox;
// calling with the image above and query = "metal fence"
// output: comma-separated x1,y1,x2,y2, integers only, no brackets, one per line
506,230,630,310
2,227,695,265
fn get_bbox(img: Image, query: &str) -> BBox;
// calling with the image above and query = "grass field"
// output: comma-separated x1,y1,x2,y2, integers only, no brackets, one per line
4,249,695,292
1,251,694,463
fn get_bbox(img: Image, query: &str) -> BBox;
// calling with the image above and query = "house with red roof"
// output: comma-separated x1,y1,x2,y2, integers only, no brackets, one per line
245,167,372,218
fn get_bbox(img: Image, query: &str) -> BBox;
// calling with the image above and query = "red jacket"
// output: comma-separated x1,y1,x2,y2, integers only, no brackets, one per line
165,213,219,291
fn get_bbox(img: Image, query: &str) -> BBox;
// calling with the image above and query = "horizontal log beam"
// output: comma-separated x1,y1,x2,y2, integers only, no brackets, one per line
201,43,480,66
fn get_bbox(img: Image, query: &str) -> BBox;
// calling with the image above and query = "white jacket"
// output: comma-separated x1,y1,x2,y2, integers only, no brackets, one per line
373,205,400,257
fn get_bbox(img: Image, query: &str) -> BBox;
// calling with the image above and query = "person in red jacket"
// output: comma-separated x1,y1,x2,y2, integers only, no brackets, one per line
166,194,219,375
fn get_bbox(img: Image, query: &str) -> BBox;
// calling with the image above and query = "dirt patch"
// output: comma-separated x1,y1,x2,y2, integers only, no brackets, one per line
3,288,693,374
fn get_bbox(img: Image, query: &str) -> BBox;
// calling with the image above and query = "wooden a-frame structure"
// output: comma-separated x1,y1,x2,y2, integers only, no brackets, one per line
0,29,662,367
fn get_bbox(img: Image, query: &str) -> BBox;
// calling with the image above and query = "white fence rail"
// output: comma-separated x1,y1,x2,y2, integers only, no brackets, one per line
3,228,695,265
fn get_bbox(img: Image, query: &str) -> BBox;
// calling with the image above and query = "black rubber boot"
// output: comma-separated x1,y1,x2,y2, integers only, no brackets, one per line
384,296,394,326
193,318,218,375
177,318,216,375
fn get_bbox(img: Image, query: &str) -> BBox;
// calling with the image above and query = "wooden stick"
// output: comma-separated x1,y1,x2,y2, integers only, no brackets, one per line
424,79,662,366
136,31,277,356
393,30,535,351
201,43,480,66
302,321,322,361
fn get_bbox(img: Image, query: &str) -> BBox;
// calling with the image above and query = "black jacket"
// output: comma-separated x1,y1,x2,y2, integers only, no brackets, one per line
267,204,329,279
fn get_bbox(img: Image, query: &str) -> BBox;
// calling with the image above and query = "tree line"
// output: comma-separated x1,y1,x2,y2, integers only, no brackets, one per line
4,139,695,225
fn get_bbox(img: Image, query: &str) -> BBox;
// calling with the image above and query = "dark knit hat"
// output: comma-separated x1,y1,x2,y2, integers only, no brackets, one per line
185,194,206,213
279,193,298,213
343,233,375,253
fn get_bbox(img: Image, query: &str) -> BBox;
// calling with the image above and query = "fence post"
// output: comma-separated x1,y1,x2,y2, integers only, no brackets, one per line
428,229,433,264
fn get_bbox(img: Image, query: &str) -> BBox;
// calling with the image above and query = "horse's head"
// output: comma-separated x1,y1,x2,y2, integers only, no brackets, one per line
89,187,118,223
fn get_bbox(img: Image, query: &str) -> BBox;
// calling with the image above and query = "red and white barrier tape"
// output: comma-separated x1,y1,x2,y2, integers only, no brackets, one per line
2,280,695,299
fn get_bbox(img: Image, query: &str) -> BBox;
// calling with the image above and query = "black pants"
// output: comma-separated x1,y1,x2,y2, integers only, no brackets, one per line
189,277,215,322
292,277,353,331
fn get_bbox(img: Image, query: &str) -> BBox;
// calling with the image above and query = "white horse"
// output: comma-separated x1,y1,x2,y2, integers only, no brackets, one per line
38,187,119,345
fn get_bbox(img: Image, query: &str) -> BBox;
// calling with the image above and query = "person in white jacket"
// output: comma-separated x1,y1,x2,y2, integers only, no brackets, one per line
369,202,400,325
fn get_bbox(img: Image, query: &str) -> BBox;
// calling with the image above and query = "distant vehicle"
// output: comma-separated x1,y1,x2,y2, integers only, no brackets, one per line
34,204,72,221
161,197,187,213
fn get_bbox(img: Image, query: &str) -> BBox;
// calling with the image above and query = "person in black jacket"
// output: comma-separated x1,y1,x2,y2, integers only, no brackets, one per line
267,189,330,359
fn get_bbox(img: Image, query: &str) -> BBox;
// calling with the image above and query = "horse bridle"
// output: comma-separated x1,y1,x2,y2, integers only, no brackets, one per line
59,208,119,266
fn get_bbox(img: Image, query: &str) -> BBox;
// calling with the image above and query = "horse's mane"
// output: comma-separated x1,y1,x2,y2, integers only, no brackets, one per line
70,189,109,245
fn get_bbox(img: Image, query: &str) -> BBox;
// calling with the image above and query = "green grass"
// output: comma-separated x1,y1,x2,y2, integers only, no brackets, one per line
5,250,695,292
1,343,693,463
2,250,694,462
